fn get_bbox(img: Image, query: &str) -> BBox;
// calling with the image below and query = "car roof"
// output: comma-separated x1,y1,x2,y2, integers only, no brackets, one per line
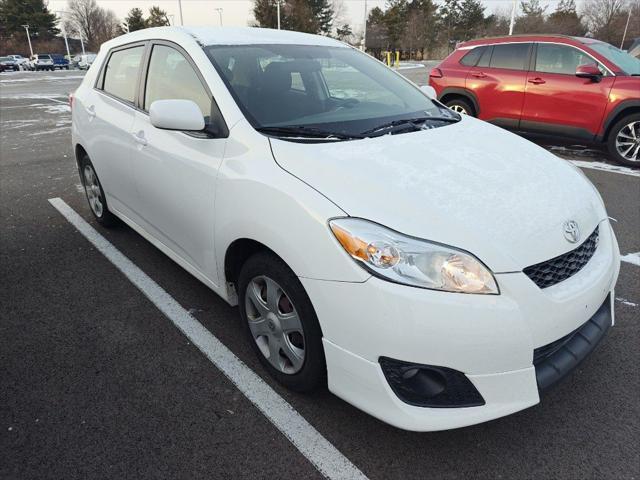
102,26,347,50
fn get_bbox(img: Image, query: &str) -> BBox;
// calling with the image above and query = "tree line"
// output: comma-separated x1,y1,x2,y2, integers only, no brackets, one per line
365,0,639,59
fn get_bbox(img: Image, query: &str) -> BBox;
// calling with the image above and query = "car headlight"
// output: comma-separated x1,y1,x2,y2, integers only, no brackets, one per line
329,218,498,294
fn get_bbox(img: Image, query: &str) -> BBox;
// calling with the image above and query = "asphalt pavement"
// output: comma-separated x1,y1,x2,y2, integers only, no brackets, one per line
1,69,639,480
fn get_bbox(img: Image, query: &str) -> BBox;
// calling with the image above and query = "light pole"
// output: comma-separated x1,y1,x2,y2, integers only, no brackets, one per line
214,7,223,26
620,8,632,49
362,0,368,51
55,11,72,61
177,0,184,25
22,24,34,57
276,0,281,30
168,14,175,25
508,0,517,35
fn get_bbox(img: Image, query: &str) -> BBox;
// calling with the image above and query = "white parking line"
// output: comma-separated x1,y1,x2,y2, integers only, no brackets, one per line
48,197,368,480
621,252,640,266
569,160,640,178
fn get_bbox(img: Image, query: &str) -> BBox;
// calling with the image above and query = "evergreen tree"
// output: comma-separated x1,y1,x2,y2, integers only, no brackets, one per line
253,0,334,34
124,7,146,32
0,0,59,37
458,0,485,40
146,6,170,27
336,24,352,41
547,0,585,35
515,0,547,33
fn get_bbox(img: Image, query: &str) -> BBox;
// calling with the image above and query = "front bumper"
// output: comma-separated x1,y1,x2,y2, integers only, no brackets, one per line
302,220,620,431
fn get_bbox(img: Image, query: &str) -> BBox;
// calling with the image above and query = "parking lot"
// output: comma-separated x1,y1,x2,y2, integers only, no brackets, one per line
1,68,639,479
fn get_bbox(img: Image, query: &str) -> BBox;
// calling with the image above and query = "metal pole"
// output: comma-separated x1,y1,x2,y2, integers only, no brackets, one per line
363,0,367,51
177,0,184,25
80,35,86,55
277,0,281,30
620,8,632,49
168,14,175,26
214,8,223,26
55,12,72,60
508,0,517,35
22,25,34,57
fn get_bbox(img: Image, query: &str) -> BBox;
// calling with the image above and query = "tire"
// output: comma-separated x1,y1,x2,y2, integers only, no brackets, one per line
607,114,640,168
238,251,326,392
79,155,118,227
444,97,475,116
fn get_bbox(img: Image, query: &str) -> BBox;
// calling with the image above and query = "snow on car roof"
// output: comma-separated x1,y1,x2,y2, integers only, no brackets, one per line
184,26,346,47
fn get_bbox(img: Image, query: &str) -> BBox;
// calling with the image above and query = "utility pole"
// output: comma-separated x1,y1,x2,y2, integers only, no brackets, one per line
22,24,34,57
214,8,223,26
55,11,72,61
276,0,281,30
80,35,86,55
363,0,368,51
177,0,184,25
620,8,632,49
508,0,517,35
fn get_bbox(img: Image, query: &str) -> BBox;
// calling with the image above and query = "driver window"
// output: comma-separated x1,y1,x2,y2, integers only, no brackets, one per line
535,44,601,75
144,44,211,121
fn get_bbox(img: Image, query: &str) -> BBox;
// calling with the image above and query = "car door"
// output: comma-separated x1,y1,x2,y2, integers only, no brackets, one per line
520,42,614,140
82,42,146,218
130,41,228,283
465,43,532,127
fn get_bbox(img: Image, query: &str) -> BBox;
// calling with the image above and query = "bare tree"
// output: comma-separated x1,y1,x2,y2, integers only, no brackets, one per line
582,0,628,44
64,0,121,51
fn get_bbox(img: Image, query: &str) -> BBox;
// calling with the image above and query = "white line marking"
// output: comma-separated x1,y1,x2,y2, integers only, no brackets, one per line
41,96,68,105
569,160,640,178
48,197,368,480
621,252,640,266
615,297,638,307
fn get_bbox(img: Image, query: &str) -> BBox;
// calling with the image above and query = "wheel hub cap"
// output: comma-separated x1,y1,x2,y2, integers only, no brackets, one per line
83,165,103,217
615,121,640,163
245,276,305,374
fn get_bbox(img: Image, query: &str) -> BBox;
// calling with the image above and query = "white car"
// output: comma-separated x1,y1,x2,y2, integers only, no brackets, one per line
70,27,620,431
77,53,97,70
29,54,54,71
8,54,29,69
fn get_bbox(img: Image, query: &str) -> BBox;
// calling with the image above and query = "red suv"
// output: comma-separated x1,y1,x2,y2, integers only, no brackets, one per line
429,35,640,167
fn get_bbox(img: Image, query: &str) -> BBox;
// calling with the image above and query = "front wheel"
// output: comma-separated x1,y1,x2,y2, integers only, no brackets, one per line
238,252,326,392
608,114,640,167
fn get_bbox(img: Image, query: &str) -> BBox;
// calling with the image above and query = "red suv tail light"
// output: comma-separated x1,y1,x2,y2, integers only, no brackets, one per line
429,68,443,78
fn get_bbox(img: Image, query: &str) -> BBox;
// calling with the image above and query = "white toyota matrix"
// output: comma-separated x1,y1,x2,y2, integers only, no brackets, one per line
71,27,620,431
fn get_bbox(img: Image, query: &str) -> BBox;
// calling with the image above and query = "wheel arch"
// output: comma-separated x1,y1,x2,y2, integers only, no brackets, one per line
438,87,480,116
224,238,285,289
601,100,640,142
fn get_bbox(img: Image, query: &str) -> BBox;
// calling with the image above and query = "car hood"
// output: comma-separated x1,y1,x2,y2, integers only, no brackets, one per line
269,117,607,272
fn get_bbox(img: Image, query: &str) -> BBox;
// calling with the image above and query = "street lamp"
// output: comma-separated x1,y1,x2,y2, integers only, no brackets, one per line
177,0,184,25
55,11,72,61
620,8,632,49
214,7,223,26
276,0,281,30
508,0,517,35
22,24,34,57
362,0,368,51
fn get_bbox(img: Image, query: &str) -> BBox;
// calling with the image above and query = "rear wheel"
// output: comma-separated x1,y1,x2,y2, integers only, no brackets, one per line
238,251,326,392
608,114,640,167
80,155,118,227
444,97,475,116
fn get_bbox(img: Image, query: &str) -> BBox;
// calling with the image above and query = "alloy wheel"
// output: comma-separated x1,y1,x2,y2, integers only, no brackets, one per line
83,164,104,217
449,104,468,115
615,121,640,163
245,275,305,374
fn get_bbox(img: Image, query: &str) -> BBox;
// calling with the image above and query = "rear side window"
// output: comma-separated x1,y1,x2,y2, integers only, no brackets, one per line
102,46,145,103
477,46,492,67
535,43,595,75
144,44,211,120
460,47,485,66
489,44,530,70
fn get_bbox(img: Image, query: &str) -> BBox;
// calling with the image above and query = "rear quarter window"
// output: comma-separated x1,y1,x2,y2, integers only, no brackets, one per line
459,47,485,66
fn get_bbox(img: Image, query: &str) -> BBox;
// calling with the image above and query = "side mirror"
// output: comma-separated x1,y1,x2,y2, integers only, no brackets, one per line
420,85,437,99
150,99,205,131
575,63,602,82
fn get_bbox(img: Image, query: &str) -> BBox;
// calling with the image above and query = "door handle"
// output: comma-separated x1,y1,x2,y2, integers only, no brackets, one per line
132,130,147,146
86,105,96,118
471,72,487,78
528,77,546,85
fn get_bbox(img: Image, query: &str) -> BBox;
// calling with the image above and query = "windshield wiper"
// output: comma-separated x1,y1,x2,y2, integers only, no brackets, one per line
361,115,460,136
256,125,365,140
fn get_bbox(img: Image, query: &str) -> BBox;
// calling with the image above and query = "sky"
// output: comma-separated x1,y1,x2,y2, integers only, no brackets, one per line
47,0,565,33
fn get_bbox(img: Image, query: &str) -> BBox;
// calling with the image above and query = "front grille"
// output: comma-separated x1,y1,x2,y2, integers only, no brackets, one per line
524,226,599,289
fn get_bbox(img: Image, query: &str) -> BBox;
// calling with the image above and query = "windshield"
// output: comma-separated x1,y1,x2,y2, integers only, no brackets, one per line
590,42,640,75
205,44,450,138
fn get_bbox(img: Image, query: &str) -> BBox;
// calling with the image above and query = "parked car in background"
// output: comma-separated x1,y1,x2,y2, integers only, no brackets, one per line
71,27,620,431
77,53,97,70
51,53,70,70
0,56,20,71
429,35,640,167
7,54,29,69
628,38,640,59
29,54,54,71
